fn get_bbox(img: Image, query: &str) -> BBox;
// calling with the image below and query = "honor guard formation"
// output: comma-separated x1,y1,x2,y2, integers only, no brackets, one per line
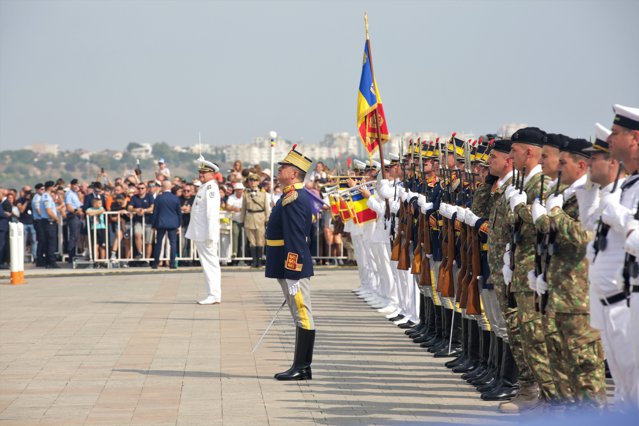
326,103,639,413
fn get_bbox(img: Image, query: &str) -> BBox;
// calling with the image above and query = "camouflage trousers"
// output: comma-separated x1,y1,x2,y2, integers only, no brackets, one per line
542,311,575,402
553,312,606,408
514,291,557,400
502,296,536,387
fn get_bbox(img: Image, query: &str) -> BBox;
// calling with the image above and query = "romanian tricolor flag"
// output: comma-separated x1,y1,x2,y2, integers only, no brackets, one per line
347,189,378,224
357,42,389,157
337,195,354,222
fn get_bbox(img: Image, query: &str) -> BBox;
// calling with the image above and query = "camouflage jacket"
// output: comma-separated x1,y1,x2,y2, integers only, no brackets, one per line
512,169,550,292
546,188,593,313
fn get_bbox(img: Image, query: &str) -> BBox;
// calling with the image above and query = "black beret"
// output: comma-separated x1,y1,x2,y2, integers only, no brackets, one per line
544,133,566,149
511,127,547,147
560,137,592,158
492,139,512,154
44,180,55,188
34,183,44,190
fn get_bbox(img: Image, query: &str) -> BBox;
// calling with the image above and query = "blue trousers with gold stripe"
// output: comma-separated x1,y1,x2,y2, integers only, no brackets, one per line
278,278,315,330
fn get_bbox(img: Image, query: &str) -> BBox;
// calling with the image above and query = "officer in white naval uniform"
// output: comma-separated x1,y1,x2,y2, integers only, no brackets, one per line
185,156,222,305
596,104,639,406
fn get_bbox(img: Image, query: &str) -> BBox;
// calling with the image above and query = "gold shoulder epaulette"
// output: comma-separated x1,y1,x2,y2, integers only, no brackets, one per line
282,190,298,206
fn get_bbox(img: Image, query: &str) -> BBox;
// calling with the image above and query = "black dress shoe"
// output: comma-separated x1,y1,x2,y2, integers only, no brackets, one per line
275,365,312,381
398,321,416,329
480,384,518,401
433,345,462,358
388,314,404,322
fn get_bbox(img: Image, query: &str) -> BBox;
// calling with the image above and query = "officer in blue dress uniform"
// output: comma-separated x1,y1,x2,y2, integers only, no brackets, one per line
265,145,315,381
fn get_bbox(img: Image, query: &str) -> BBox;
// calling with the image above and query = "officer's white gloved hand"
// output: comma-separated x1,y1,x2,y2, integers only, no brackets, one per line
423,202,433,212
527,269,537,292
390,199,400,214
395,185,406,200
546,193,564,213
599,190,622,224
502,264,512,285
624,229,639,257
206,239,214,249
531,198,547,223
503,243,511,268
586,240,596,264
466,210,481,227
536,274,548,296
509,191,527,212
377,180,394,200
439,203,449,218
401,190,411,202
286,279,300,296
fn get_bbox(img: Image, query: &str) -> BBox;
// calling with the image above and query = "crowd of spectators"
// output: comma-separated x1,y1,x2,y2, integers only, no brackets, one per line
0,159,350,269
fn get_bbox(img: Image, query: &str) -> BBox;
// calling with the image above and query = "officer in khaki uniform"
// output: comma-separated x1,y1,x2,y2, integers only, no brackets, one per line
241,173,271,267
266,145,315,381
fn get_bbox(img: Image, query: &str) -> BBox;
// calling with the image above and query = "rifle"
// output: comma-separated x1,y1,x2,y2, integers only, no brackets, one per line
464,143,482,315
412,141,425,274
540,170,561,314
398,140,415,270
622,198,639,306
438,134,457,298
507,166,526,308
592,161,624,262
390,138,406,261
534,173,546,313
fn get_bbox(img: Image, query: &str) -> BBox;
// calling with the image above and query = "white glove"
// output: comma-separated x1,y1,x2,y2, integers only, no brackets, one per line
420,202,433,215
536,274,548,296
401,190,410,202
626,219,639,236
509,191,527,211
624,230,639,257
456,206,466,220
439,203,451,219
395,185,406,200
546,193,564,213
378,180,394,200
502,263,512,285
600,190,627,232
531,198,547,223
390,199,400,214
586,240,596,264
465,210,481,227
503,248,511,270
206,239,214,249
417,194,427,209
286,279,300,296
504,185,517,201
527,269,537,292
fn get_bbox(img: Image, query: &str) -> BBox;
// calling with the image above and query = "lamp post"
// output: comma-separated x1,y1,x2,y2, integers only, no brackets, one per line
269,130,277,199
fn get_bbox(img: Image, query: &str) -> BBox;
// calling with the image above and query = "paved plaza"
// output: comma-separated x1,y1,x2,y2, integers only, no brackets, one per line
1,267,525,425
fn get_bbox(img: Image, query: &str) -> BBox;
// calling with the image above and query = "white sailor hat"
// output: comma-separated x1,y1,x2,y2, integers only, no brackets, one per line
368,160,381,170
584,123,612,153
196,155,219,173
387,153,400,165
353,159,367,171
613,104,639,131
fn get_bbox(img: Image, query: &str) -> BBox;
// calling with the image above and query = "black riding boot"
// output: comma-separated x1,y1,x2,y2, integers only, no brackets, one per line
445,317,468,368
468,330,493,384
480,340,519,401
454,319,481,373
477,336,503,391
434,310,462,357
408,294,427,338
275,327,315,381
428,306,449,353
421,301,441,348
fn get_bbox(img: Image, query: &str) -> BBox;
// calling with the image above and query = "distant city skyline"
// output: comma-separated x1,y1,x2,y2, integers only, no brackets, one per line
1,0,638,152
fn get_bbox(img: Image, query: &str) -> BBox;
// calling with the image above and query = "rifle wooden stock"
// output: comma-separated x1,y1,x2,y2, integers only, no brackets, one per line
397,203,411,270
456,220,468,303
419,212,433,287
411,213,424,274
465,227,482,315
439,216,456,298
459,222,473,308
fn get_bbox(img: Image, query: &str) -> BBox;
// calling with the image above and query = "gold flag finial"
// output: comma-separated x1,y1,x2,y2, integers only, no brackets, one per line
364,12,369,40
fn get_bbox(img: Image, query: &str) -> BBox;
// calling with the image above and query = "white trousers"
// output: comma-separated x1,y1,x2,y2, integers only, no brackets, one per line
195,241,221,301
352,234,371,291
371,241,398,307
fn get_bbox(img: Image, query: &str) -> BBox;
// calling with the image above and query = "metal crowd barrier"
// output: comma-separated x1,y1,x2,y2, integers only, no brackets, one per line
74,210,348,269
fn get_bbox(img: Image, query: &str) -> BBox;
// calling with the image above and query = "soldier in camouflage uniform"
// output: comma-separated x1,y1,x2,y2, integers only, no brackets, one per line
472,139,530,406
505,127,558,411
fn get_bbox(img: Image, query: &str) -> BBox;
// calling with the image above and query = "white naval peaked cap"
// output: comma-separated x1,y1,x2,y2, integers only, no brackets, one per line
595,123,611,142
353,159,367,171
382,159,391,166
387,153,400,162
196,154,219,173
613,104,639,131
370,160,381,170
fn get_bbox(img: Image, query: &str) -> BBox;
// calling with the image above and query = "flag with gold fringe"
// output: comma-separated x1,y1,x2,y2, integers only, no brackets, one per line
357,41,389,157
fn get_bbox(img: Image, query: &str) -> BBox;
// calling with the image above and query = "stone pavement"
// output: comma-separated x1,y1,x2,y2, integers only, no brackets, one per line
1,268,515,425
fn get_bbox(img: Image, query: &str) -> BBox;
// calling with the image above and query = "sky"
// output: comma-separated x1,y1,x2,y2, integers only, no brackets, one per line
1,0,638,152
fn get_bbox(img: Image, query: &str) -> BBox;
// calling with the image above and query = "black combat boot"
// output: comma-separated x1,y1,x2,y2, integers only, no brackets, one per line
275,327,315,381
476,336,503,391
454,319,481,374
480,341,519,401
468,330,494,385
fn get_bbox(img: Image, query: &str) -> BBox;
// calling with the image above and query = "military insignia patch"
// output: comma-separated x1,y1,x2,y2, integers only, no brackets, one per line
282,190,298,206
285,252,303,271
479,221,489,235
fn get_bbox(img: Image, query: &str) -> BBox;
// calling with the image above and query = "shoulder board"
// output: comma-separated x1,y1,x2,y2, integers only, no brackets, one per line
479,221,489,235
282,190,298,206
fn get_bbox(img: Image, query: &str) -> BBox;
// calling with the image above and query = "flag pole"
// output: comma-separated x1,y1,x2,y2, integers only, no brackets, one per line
364,12,387,180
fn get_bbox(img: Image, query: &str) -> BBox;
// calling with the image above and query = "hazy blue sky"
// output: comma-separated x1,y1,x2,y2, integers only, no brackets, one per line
1,0,638,152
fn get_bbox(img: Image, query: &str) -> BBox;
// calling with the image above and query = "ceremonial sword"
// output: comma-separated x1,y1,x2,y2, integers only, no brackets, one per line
251,299,287,353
